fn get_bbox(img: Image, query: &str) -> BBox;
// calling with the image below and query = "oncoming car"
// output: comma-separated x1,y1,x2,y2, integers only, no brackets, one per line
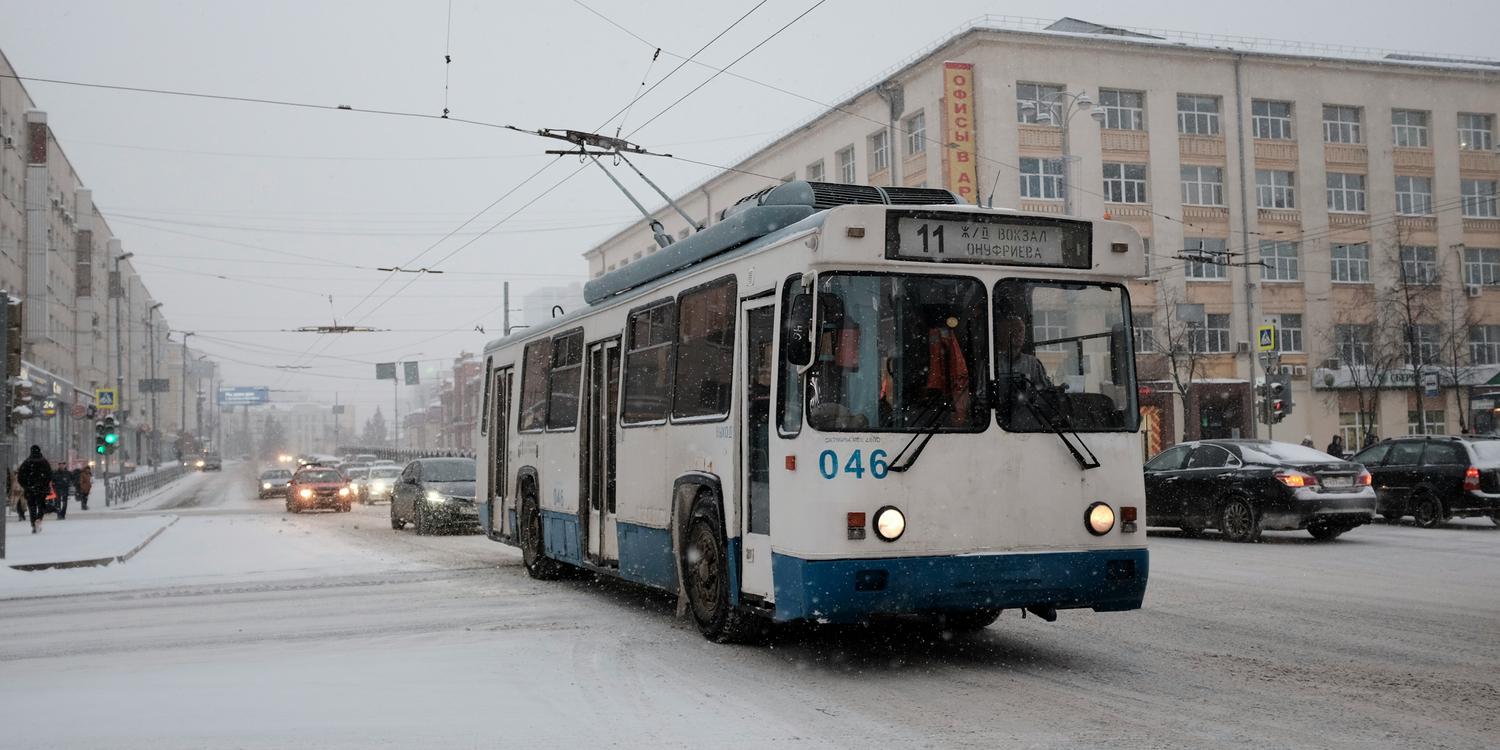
390,458,477,534
360,465,402,504
285,467,353,513
258,469,293,499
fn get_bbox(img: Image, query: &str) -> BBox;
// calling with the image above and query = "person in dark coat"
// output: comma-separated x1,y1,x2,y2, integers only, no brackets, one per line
51,466,71,519
17,445,53,533
76,465,93,510
1326,434,1345,458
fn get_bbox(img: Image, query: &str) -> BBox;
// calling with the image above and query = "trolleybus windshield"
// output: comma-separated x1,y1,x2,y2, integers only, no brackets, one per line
806,273,989,432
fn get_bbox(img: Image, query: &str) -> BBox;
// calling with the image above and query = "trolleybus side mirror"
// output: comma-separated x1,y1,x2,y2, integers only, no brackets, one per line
784,293,814,367
1109,323,1130,387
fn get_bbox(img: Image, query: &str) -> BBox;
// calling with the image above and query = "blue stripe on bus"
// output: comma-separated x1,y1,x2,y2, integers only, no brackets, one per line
617,522,675,590
540,509,584,566
770,548,1149,623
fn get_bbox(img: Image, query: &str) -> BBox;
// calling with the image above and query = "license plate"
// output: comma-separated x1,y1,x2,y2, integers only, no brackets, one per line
1322,476,1353,488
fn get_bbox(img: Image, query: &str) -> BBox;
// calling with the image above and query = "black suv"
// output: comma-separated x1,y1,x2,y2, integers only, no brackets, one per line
1350,435,1500,528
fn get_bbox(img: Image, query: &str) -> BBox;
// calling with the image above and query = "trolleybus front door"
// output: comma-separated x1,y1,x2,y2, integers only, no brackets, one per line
489,367,513,539
740,300,775,599
581,339,621,566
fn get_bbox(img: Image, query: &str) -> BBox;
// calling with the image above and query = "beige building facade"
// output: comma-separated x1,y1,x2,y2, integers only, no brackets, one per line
582,17,1500,454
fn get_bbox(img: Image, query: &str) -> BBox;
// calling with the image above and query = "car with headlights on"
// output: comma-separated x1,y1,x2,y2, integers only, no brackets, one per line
389,457,477,535
1349,435,1500,527
1144,439,1376,542
258,468,293,499
285,466,353,513
360,465,402,504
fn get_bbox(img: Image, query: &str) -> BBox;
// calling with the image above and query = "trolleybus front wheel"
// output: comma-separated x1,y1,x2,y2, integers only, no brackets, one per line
683,498,761,644
520,497,565,580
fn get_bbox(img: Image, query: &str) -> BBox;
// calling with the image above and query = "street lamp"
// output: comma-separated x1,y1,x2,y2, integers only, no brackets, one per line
1018,90,1106,216
146,302,163,467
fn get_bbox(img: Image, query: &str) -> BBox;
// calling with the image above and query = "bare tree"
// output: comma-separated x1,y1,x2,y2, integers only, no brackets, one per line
1321,286,1404,449
1381,224,1445,435
1154,287,1206,442
1431,285,1481,432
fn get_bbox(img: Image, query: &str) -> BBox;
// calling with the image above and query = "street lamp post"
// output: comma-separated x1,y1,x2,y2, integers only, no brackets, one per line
146,303,162,468
1018,90,1106,217
112,252,133,489
179,331,193,459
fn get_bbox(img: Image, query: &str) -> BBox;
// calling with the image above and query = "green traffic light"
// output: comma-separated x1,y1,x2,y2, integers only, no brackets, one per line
96,444,107,455
104,433,118,444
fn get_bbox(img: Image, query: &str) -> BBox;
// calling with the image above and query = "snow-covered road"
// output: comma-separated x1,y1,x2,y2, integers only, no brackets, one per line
1,465,1497,748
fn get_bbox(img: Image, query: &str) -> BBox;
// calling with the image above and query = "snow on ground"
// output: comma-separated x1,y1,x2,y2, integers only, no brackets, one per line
1,513,175,568
2,467,1498,748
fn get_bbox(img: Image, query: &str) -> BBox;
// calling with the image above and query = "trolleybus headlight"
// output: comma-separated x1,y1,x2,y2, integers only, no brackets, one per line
1086,502,1116,536
873,506,905,542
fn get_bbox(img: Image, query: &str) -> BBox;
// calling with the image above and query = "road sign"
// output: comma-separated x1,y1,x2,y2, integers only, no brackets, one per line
1423,372,1440,397
404,361,419,385
217,386,270,405
1256,325,1276,352
375,362,396,380
94,387,118,410
138,378,171,393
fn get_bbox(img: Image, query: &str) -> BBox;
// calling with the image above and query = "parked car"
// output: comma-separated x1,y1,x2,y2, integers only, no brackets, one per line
258,468,293,499
360,466,402,504
1144,439,1377,542
1349,435,1500,528
389,457,477,535
285,466,353,513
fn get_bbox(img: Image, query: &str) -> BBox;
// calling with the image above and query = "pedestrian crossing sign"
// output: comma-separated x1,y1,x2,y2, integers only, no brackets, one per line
1256,325,1276,352
95,387,118,410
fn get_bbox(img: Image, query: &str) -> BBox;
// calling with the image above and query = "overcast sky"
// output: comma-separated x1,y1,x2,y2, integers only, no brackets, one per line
2,0,1497,422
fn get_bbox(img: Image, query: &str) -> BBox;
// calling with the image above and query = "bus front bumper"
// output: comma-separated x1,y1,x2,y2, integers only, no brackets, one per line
770,548,1148,623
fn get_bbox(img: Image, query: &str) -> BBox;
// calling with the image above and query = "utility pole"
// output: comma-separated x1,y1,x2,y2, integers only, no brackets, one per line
113,252,133,496
147,302,162,468
1232,54,1259,440
502,282,510,336
180,331,193,458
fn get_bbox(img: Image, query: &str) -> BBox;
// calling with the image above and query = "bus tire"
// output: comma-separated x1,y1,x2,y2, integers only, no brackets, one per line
682,498,759,644
520,497,564,580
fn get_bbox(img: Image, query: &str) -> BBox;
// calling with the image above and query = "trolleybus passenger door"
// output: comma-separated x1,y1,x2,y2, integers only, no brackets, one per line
582,339,621,566
490,367,512,539
739,299,776,599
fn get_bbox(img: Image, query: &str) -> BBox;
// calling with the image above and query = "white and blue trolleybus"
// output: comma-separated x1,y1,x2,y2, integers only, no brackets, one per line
477,181,1149,642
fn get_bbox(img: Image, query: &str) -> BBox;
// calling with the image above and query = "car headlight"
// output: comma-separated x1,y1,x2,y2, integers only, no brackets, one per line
425,490,448,504
1085,502,1116,536
299,488,313,499
338,487,350,497
872,506,905,542
196,460,205,467
372,481,388,493
262,482,272,490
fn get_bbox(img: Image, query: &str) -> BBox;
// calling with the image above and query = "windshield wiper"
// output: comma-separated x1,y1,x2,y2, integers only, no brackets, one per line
1003,374,1101,470
886,392,952,473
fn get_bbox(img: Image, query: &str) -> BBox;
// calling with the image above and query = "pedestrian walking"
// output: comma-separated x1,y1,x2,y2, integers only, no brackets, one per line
17,446,54,534
1300,435,1315,448
76,464,93,511
1326,434,1345,458
51,465,71,520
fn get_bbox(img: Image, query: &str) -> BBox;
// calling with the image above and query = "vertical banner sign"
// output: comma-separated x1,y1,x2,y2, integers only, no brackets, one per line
403,361,420,386
942,61,978,203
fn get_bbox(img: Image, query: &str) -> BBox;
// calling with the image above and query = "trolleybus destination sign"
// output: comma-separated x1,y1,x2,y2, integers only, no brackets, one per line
886,212,1092,269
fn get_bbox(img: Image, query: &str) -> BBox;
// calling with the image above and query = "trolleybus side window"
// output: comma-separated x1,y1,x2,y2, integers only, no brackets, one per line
994,279,1139,433
672,275,737,420
518,339,551,433
547,329,585,430
807,273,988,432
622,298,676,425
778,274,806,437
480,355,493,436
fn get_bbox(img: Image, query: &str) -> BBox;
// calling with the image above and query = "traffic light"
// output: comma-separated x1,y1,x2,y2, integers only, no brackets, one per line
102,415,120,454
1266,374,1292,423
2,297,23,434
95,420,108,455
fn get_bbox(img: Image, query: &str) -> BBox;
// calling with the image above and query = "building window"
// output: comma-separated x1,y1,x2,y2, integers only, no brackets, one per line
1188,313,1231,353
836,146,855,183
545,329,584,430
1471,325,1500,365
1103,162,1147,203
806,160,824,182
1331,243,1371,283
1133,311,1155,353
1339,410,1378,450
1016,82,1063,124
904,111,926,155
1400,245,1439,285
1462,179,1498,218
1180,165,1224,206
1256,170,1296,209
1098,89,1145,130
1465,247,1500,286
1276,313,1304,353
622,300,675,425
1251,99,1294,140
517,339,551,432
1405,324,1439,366
1407,410,1445,436
1458,113,1494,151
1260,241,1300,281
1033,309,1068,352
671,276,736,419
1326,172,1367,213
1395,175,1433,215
1323,105,1363,144
869,129,890,173
1177,94,1221,135
1392,109,1430,148
1019,157,1065,200
1335,324,1373,366
1185,238,1229,280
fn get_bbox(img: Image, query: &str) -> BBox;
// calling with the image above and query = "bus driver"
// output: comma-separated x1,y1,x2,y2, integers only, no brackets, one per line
996,315,1053,390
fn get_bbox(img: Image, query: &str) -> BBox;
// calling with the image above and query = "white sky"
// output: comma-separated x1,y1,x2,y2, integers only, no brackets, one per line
2,0,1496,420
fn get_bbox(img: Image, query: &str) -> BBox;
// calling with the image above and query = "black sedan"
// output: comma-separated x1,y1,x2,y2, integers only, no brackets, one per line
1144,439,1377,542
389,457,478,535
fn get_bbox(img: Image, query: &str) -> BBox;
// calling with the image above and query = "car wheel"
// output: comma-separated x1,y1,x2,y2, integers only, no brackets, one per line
389,505,404,530
1308,524,1348,541
340,503,351,513
1219,497,1261,543
520,496,565,580
1412,494,1444,529
682,496,762,644
414,506,431,535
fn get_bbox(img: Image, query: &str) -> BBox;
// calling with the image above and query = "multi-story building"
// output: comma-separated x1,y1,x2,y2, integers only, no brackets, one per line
581,16,1500,454
246,402,356,458
1,48,209,465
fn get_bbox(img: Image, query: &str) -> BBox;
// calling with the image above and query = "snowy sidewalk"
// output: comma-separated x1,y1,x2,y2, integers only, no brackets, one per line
2,513,178,571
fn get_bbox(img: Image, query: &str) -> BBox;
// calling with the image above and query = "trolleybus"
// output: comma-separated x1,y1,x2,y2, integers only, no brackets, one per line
477,181,1149,642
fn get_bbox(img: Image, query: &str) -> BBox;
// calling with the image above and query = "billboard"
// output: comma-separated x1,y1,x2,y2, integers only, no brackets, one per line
218,386,270,405
941,61,979,203
404,361,419,385
375,362,397,380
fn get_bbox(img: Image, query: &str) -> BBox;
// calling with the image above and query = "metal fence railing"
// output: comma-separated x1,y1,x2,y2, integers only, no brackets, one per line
333,447,476,463
106,464,191,507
